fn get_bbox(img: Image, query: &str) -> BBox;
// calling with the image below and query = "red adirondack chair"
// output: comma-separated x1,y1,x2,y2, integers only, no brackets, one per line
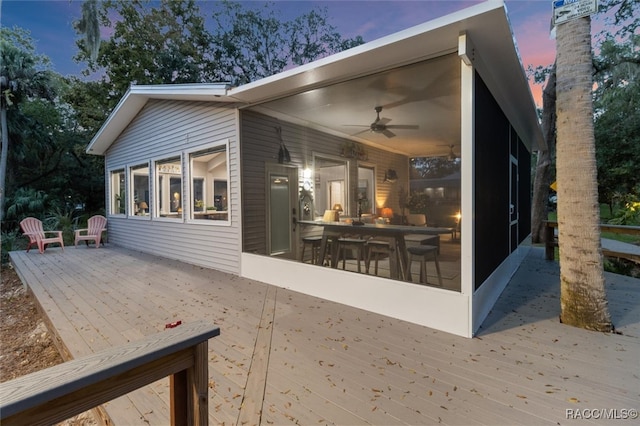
19,217,65,254
74,215,107,248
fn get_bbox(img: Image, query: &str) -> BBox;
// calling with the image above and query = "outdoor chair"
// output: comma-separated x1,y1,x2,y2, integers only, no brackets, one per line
74,215,107,248
19,217,65,254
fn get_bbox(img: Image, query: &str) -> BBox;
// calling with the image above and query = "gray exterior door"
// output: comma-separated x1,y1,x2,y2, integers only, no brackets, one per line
266,165,299,259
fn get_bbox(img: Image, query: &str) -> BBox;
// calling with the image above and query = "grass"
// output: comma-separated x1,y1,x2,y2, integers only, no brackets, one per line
547,204,640,277
548,204,640,245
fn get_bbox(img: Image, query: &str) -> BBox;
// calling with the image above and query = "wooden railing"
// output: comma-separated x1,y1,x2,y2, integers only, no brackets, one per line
0,320,220,426
544,221,640,263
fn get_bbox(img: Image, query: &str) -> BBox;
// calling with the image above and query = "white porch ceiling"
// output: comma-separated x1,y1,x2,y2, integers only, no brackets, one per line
250,54,461,158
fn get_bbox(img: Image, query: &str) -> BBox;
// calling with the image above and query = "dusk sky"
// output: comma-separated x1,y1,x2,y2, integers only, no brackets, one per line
1,0,600,108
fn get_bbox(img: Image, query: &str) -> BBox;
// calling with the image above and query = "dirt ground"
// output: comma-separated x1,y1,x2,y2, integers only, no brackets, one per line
1,264,98,425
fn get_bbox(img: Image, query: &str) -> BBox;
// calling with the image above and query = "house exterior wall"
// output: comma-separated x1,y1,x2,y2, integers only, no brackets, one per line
240,109,408,256
473,72,531,289
104,99,242,274
470,71,532,335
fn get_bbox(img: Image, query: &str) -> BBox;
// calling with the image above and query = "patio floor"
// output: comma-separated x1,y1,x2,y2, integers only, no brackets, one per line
9,245,639,425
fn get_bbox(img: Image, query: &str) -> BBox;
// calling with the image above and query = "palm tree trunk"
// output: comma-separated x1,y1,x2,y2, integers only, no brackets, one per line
555,16,612,332
531,66,556,243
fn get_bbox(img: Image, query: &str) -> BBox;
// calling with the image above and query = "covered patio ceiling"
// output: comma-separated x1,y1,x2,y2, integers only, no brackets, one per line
247,53,461,158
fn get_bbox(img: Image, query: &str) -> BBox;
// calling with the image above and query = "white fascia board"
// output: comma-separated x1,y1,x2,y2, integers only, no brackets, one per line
86,83,232,155
129,83,232,101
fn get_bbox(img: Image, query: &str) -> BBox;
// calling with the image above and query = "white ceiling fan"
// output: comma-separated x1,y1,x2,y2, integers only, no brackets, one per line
345,106,419,138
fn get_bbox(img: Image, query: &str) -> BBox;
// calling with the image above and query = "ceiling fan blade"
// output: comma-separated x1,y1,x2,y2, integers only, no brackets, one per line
386,124,419,130
382,129,396,138
378,117,391,126
350,128,371,137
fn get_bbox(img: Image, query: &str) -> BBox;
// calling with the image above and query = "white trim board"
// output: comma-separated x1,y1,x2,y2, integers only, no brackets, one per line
241,253,471,337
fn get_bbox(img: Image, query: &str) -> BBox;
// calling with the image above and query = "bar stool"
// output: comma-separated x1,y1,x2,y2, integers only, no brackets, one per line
366,240,392,276
301,236,322,264
337,238,366,272
406,245,443,286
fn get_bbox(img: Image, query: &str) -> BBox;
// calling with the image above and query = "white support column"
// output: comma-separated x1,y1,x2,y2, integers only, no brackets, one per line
459,32,476,335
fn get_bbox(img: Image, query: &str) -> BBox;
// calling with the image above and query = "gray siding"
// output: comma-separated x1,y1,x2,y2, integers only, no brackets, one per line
240,109,408,256
104,100,241,274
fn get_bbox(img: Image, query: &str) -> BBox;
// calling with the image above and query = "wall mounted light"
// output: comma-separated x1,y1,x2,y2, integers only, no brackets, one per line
275,126,291,163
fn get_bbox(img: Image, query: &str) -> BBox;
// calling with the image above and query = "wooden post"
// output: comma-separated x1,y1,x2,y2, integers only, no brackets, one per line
170,340,209,426
170,371,188,426
190,341,209,426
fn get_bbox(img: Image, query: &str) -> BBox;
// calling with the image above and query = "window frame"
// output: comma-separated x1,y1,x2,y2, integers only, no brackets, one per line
129,162,151,219
108,168,126,216
153,155,184,221
186,140,231,225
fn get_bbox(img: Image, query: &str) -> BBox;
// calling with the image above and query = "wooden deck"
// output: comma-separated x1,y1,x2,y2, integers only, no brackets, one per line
9,246,640,425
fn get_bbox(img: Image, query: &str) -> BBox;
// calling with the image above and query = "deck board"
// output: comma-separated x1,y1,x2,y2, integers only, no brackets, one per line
8,245,639,425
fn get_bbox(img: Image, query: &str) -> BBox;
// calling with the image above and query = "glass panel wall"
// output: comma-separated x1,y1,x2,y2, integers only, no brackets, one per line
409,156,461,228
314,155,348,218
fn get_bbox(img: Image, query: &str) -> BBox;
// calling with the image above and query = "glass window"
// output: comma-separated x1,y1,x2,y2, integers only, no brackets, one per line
155,156,182,219
193,178,205,213
190,145,229,221
110,169,126,215
357,166,375,215
409,156,461,227
213,180,228,211
313,155,348,218
130,164,150,216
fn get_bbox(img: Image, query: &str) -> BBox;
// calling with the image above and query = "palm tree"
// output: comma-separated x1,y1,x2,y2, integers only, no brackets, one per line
555,16,612,331
0,30,55,221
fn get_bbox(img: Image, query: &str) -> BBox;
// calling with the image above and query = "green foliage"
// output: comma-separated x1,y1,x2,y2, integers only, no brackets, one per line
604,258,640,278
608,194,640,225
1,27,58,222
74,0,101,61
78,0,219,102
211,1,364,85
0,28,56,109
5,188,48,220
78,0,365,98
598,0,640,39
407,192,429,214
44,208,76,244
410,157,461,179
0,229,24,265
594,34,640,206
